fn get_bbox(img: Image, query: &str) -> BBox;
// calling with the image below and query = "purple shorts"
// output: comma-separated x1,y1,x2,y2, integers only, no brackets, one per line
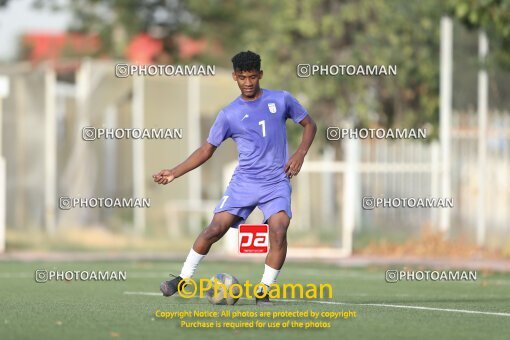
214,178,292,228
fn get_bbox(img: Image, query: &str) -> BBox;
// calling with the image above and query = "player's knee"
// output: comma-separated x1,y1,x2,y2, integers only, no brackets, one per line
203,222,228,241
269,224,288,246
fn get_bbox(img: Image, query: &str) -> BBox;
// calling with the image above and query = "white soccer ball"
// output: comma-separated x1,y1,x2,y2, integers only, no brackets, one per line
205,273,241,305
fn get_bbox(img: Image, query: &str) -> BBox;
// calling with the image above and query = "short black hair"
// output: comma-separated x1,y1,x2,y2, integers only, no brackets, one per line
231,51,261,72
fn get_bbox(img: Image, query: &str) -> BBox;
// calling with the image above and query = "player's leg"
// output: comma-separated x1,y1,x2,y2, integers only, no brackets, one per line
179,211,241,280
256,181,292,305
160,211,241,297
191,211,242,255
265,210,290,271
256,210,290,305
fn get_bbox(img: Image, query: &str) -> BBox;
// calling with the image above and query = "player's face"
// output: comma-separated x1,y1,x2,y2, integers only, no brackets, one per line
232,70,263,99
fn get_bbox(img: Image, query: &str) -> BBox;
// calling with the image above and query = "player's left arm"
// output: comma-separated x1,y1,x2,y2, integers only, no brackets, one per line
284,115,317,178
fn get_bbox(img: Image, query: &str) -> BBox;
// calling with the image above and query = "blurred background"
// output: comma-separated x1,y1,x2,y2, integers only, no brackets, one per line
0,0,509,260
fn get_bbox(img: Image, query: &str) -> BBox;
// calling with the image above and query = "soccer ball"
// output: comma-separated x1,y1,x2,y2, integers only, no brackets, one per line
205,273,241,305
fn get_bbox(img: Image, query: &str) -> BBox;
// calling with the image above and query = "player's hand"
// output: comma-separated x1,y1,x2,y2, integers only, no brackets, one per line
284,152,305,179
152,169,175,185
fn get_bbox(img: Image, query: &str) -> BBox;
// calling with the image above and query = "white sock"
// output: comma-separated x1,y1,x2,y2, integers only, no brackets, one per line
179,248,206,279
260,264,280,288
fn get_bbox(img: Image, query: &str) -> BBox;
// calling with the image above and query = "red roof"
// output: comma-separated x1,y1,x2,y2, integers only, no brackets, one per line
22,31,208,65
174,34,206,59
125,33,163,64
23,32,101,62
126,33,206,64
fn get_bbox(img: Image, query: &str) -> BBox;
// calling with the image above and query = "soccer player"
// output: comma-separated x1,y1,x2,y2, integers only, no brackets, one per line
153,51,316,305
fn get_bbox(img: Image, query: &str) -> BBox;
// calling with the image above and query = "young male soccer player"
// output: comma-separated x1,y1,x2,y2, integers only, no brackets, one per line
153,51,317,305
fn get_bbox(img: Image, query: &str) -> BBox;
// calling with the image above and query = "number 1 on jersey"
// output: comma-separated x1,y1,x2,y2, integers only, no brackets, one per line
258,120,266,137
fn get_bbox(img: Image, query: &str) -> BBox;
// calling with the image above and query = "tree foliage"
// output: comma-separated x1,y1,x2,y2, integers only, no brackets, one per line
448,0,510,68
25,0,510,136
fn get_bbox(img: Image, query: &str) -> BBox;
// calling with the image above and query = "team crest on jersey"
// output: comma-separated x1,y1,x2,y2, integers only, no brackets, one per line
268,103,277,113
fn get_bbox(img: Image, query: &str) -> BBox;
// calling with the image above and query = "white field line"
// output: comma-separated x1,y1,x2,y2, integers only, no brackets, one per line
296,269,381,280
123,291,510,317
124,291,161,296
0,273,34,278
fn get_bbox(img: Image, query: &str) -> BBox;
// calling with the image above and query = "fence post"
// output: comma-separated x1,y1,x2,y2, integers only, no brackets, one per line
297,168,311,230
321,145,335,227
0,76,8,252
342,137,360,255
187,77,201,234
45,66,57,235
430,141,440,229
477,30,489,246
0,158,4,253
440,16,453,234
132,75,145,234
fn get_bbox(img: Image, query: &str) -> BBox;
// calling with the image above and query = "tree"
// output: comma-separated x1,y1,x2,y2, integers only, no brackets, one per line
449,0,510,69
225,0,446,139
28,0,509,135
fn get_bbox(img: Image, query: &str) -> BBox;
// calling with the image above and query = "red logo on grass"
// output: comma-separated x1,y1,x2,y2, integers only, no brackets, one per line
238,224,268,253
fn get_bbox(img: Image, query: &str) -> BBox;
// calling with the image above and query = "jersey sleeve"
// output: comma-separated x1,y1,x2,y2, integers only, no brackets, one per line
207,110,231,147
284,91,309,124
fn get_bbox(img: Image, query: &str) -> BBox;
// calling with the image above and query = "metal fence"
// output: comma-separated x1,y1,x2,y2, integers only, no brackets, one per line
0,60,509,255
284,113,510,255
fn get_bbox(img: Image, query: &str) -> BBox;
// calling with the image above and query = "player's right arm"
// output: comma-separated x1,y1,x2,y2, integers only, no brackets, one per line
152,142,217,185
154,108,230,185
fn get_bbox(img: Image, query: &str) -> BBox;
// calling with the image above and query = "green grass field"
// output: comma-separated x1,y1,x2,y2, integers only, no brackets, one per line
1,260,509,339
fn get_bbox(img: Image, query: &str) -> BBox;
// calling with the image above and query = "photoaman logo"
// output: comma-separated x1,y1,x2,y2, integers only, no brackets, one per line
177,277,333,300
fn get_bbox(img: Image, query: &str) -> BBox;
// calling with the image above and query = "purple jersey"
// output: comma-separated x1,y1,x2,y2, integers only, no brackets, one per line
207,89,308,184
